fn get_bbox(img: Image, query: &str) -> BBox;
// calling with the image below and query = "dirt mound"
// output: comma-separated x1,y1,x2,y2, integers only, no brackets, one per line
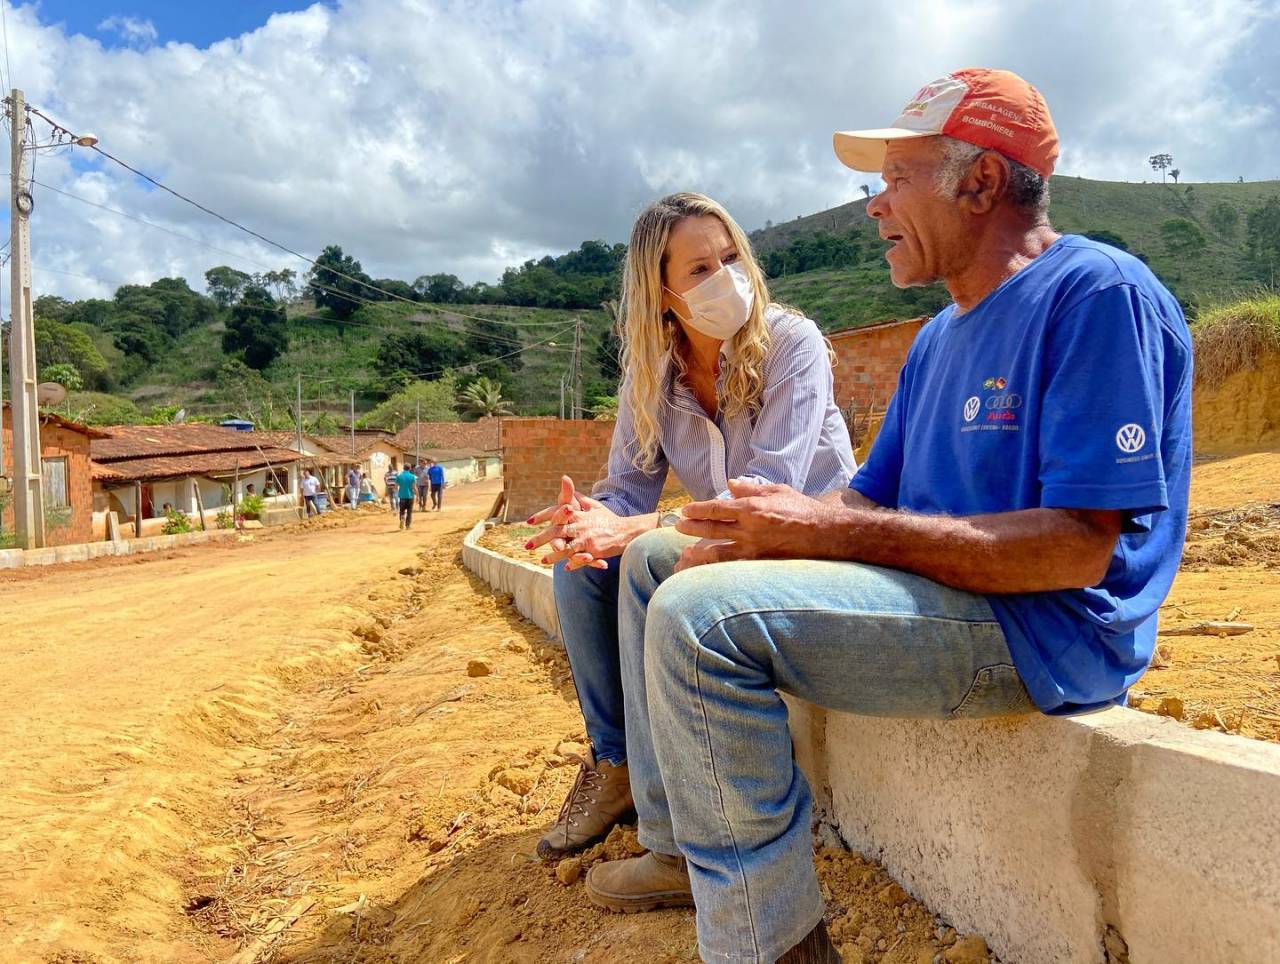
1193,350,1280,455
1182,502,1280,570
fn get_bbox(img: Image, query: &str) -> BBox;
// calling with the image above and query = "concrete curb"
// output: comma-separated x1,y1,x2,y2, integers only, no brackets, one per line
461,517,1280,963
462,519,562,644
0,527,240,570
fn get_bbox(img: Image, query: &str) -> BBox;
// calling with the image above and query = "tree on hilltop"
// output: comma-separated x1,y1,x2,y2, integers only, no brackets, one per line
205,266,252,308
309,245,375,320
222,286,288,369
1149,153,1173,183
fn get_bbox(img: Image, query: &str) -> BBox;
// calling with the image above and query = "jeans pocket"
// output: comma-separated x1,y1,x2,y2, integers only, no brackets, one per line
949,663,1037,719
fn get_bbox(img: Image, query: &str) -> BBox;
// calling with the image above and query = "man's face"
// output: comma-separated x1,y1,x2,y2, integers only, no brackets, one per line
866,138,965,288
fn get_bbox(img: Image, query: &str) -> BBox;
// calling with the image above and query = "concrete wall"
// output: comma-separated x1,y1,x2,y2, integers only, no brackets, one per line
462,520,562,639
461,522,1280,964
0,526,239,570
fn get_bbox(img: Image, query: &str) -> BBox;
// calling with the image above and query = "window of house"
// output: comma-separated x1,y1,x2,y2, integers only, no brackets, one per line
266,467,290,493
42,457,70,508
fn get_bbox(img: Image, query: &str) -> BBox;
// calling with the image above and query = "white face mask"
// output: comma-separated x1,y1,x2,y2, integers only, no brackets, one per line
666,261,755,341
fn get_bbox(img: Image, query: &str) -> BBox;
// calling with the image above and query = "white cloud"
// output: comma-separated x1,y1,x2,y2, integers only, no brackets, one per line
96,14,158,49
1,0,1276,302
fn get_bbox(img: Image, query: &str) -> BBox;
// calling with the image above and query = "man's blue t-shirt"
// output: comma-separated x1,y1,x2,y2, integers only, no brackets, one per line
850,236,1193,714
396,470,418,500
428,464,446,486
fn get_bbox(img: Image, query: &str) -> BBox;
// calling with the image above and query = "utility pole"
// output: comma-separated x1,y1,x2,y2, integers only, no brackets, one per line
295,373,304,456
7,88,45,549
572,316,583,420
415,400,421,462
559,374,566,421
349,389,356,456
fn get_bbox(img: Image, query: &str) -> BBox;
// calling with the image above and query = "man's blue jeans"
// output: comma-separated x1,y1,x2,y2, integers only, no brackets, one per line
616,529,1036,964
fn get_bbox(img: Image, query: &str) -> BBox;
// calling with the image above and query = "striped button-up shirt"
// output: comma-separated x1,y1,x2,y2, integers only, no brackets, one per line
593,307,857,516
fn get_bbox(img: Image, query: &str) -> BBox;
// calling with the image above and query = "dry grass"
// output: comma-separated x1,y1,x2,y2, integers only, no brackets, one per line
1191,292,1280,388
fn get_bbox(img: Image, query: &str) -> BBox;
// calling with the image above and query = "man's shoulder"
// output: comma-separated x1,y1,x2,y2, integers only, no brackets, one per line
1048,236,1177,306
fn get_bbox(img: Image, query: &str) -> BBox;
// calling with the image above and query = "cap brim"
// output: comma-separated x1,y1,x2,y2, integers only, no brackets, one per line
833,128,935,172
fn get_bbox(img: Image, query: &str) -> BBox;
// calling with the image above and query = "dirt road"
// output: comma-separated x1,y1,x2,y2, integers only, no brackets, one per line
0,485,502,961
0,478,983,964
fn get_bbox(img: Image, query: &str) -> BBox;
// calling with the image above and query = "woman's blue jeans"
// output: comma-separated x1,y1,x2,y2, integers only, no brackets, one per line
552,556,629,765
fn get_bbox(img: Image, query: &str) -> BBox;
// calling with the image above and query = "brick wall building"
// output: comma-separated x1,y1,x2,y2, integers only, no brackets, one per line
2,405,104,547
501,418,618,521
828,317,927,411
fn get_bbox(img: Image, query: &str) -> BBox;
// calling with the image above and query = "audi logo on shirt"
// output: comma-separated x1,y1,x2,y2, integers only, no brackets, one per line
985,393,1023,410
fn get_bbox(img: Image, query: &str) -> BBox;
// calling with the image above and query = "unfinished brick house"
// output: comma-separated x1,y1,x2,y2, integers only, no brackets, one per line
1,403,106,547
827,317,928,413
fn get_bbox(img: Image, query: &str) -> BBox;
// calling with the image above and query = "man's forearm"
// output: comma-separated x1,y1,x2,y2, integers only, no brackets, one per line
815,505,1118,594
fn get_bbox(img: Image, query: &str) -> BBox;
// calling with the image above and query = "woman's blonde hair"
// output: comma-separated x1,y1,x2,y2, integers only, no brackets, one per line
619,192,773,472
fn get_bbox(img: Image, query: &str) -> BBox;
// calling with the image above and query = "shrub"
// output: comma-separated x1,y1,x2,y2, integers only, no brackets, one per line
215,508,235,530
162,508,195,535
239,493,266,520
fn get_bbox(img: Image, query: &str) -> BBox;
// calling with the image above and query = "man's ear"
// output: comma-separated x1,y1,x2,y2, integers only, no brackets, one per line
957,152,1010,216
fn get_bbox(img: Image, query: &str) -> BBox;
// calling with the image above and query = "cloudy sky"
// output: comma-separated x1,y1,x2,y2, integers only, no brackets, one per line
3,0,1278,301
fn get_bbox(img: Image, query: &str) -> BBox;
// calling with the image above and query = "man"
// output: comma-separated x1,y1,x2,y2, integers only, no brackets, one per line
416,460,431,511
428,458,446,511
564,69,1192,963
384,462,399,512
395,462,419,530
299,469,321,518
346,465,362,510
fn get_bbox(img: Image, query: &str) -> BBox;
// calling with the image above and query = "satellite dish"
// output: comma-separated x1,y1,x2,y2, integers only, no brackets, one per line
174,408,187,423
37,382,67,406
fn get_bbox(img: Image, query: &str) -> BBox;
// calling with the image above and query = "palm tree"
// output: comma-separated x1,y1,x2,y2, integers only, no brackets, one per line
459,376,514,418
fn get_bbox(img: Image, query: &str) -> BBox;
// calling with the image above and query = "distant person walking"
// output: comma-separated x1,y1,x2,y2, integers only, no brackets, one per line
346,466,361,509
300,469,321,518
396,463,419,530
384,462,399,512
416,460,431,510
428,459,446,510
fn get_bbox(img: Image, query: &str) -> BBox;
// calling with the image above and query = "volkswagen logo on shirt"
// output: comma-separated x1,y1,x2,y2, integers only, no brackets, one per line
963,396,981,422
1116,423,1146,454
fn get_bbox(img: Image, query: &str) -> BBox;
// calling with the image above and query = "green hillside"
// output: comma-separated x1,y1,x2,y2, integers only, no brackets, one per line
754,176,1280,332
109,300,613,422
20,175,1279,426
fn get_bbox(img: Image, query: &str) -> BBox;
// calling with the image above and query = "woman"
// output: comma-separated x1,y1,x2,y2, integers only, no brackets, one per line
528,192,856,859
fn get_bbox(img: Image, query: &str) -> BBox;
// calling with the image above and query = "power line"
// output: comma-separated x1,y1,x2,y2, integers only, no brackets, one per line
26,105,602,335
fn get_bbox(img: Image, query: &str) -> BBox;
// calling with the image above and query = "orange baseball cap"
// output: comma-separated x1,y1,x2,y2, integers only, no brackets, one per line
833,68,1059,178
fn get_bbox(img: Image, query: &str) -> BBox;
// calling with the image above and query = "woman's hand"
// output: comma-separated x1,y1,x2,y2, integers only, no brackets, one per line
526,476,637,571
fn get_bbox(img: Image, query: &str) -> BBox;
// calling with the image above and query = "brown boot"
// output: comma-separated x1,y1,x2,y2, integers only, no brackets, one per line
536,750,634,860
584,851,695,913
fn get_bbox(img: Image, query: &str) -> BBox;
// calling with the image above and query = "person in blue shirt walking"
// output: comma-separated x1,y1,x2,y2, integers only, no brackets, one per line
581,70,1193,963
427,459,446,510
395,463,418,530
525,192,857,865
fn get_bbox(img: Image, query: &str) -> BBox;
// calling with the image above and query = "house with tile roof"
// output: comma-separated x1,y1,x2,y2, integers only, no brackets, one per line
90,423,308,530
2,404,109,547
